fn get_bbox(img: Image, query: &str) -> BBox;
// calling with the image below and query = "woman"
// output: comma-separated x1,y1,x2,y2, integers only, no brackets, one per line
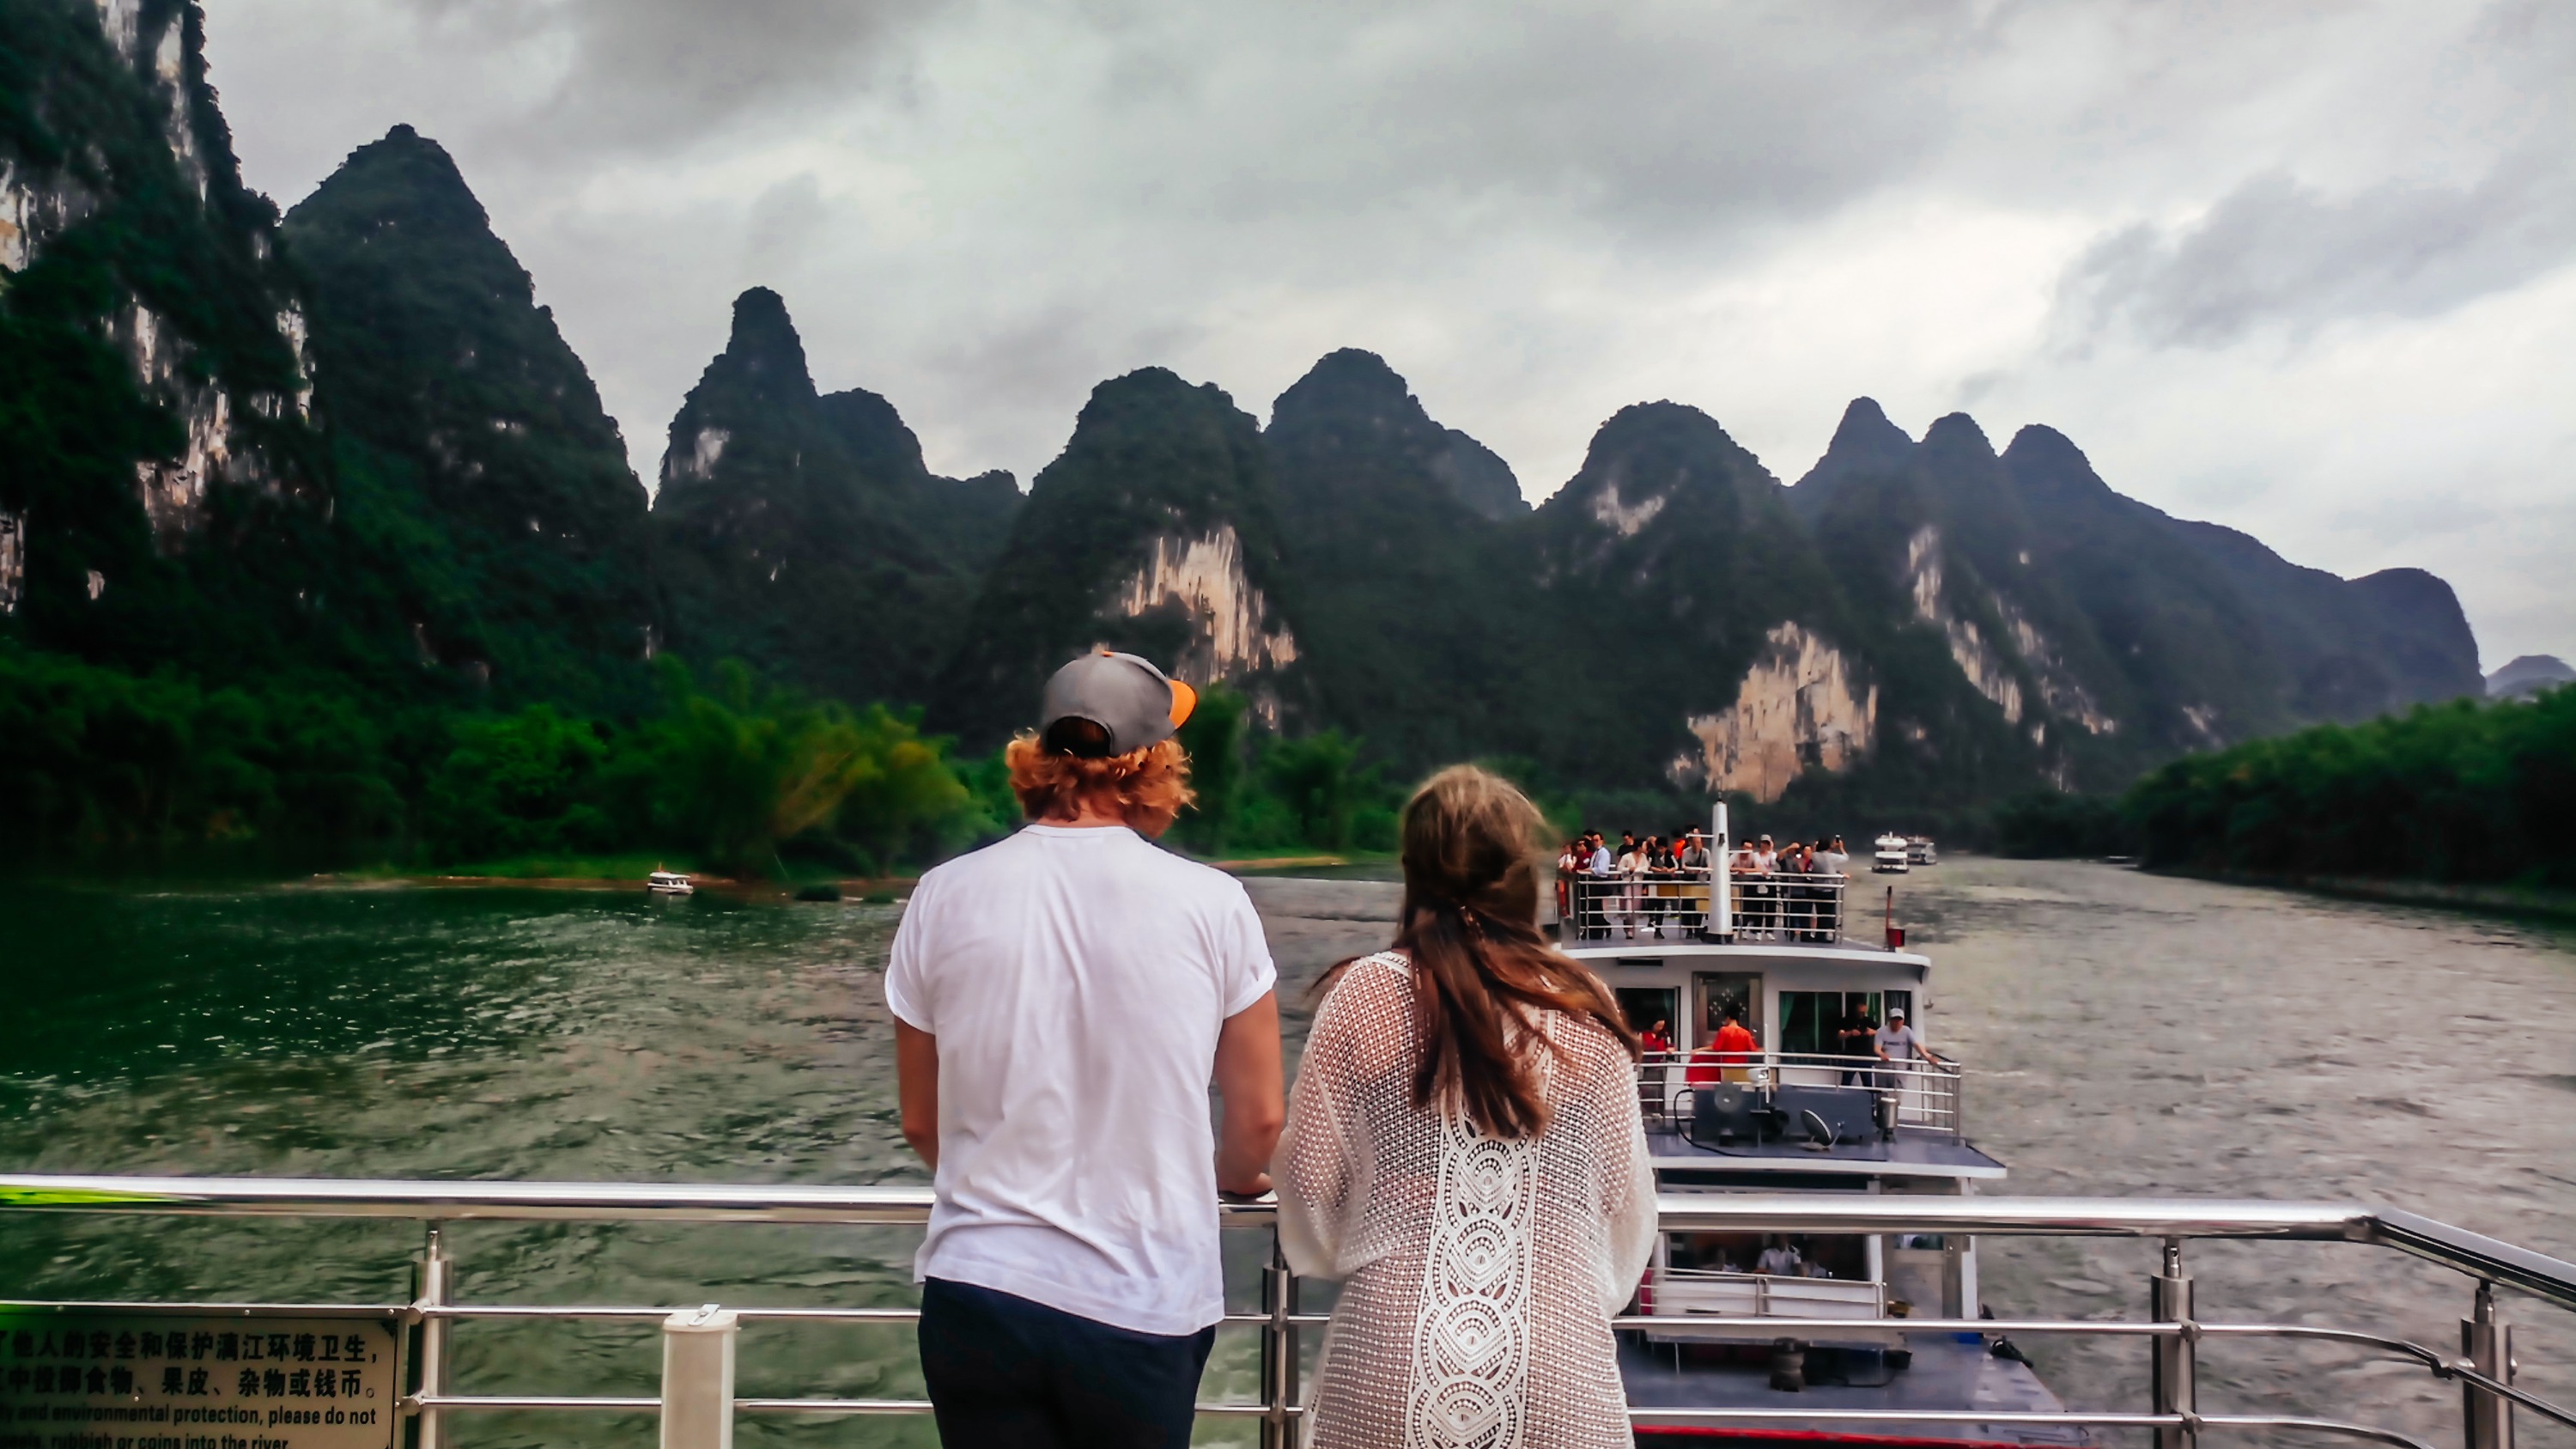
1615,832,1646,940
1277,766,1655,1449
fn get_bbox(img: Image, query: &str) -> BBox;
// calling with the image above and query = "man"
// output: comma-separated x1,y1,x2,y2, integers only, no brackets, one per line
1583,831,1615,939
1816,835,1851,939
1872,1007,1944,1070
1747,833,1779,935
1836,1001,1877,1085
1871,1006,1946,1120
1755,1234,1803,1277
1711,1002,1759,1084
889,649,1285,1448
1674,827,1710,933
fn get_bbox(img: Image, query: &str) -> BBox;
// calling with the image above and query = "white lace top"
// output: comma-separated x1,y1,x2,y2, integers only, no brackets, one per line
1277,950,1657,1449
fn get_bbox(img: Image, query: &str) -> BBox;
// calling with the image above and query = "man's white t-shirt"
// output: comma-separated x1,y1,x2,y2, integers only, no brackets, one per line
884,824,1276,1336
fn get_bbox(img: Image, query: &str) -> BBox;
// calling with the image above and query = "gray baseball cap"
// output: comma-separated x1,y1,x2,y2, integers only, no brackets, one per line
1038,649,1198,758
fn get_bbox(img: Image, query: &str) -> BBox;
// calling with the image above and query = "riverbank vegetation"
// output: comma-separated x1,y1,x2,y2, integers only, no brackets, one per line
0,651,1424,880
2128,686,2576,886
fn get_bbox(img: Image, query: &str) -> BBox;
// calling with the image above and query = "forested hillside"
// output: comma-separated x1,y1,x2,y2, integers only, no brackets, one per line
652,287,1020,709
283,124,657,711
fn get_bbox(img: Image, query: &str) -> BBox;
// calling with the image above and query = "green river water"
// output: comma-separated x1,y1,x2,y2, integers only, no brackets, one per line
1,861,2571,1447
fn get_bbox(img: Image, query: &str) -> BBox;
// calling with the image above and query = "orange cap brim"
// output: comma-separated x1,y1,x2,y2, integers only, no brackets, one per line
1168,679,1198,730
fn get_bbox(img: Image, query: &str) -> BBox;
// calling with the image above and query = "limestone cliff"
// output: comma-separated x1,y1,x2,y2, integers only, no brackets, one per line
0,0,330,675
1110,526,1297,685
935,367,1300,748
1674,623,1877,802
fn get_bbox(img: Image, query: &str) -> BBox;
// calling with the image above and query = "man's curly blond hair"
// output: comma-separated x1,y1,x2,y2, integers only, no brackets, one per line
1005,734,1195,833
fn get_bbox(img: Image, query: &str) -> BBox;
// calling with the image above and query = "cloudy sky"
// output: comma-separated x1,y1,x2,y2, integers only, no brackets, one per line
203,0,2573,665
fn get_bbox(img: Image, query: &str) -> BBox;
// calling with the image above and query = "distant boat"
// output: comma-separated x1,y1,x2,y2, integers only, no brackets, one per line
1871,833,1911,874
1905,835,1938,866
646,869,695,896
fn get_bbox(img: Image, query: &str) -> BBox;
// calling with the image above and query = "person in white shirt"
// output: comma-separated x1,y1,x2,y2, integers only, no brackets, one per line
888,649,1284,1448
1755,1235,1804,1277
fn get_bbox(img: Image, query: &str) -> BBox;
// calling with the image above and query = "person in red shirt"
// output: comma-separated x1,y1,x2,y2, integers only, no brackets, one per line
1711,1004,1759,1083
1687,1003,1759,1085
1639,1018,1674,1057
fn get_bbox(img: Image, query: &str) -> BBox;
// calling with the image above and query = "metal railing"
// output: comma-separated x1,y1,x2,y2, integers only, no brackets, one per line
4,1176,2573,1449
1565,870,1850,943
1640,1267,1887,1337
1637,1050,1965,1139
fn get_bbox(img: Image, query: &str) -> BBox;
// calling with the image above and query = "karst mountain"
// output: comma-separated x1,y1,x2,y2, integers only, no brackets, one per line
0,0,2490,819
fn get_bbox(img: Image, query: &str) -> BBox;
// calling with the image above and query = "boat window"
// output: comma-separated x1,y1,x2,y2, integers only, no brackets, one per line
1778,990,1887,1056
1616,988,1676,1046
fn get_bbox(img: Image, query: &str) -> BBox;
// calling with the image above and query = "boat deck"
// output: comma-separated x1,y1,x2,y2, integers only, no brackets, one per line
1646,1125,2010,1180
1621,1333,2087,1446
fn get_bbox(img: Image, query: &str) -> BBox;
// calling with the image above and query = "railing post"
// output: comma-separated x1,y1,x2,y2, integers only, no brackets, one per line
1261,1233,1297,1449
2463,1280,2514,1449
661,1306,738,1449
2151,1237,2196,1449
410,1224,452,1449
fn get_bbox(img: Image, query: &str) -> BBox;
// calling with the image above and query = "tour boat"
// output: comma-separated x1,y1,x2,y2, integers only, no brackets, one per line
646,869,695,895
1871,833,1911,874
1908,836,1939,866
1564,807,2077,1446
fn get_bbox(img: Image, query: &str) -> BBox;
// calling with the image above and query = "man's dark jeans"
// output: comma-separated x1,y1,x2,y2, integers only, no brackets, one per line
917,1277,1214,1448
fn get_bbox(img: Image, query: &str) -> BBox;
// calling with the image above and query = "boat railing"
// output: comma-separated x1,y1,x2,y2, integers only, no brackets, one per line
1565,869,1850,944
1637,1050,1965,1140
3,1176,2572,1449
1640,1267,1887,1338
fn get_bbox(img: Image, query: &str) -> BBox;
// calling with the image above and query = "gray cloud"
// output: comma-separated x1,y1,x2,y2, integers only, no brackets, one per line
395,0,951,147
2053,155,2576,350
2048,0,2576,350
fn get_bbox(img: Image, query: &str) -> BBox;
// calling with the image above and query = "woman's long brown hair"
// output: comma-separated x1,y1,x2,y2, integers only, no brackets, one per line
1371,764,1640,1139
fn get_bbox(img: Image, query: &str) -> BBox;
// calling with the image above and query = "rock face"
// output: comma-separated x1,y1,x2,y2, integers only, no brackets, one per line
283,125,657,704
1676,623,1877,802
934,367,1298,747
0,0,331,677
651,287,1020,708
1525,402,1865,789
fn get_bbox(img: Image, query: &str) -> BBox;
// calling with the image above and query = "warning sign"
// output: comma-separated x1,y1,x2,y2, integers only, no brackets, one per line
0,1312,398,1449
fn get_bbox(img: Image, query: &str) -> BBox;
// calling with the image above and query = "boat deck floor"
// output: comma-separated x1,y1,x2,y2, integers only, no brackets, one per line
1621,1332,2087,1447
1643,1126,2009,1177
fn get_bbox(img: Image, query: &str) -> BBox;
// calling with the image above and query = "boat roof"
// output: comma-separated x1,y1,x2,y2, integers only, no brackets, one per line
1563,939,1933,972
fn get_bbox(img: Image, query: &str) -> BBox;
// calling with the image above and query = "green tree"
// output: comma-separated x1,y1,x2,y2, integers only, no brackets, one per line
420,705,612,862
613,660,880,878
834,704,988,872
1261,730,1366,851
1175,685,1249,855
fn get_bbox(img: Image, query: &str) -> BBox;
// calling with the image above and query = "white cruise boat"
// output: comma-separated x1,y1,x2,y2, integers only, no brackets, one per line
1872,833,1911,874
1566,807,2075,1445
645,869,695,895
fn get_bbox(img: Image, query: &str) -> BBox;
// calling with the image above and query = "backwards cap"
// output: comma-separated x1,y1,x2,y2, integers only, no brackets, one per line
1039,648,1197,758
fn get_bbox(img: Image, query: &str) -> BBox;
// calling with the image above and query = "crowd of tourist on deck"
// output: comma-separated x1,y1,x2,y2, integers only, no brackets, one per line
1553,828,1856,940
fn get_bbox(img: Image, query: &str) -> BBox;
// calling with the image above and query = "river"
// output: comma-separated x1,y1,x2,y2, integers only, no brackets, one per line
1,859,2569,1446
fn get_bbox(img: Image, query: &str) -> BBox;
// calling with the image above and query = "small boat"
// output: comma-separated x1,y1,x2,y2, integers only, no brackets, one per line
1907,836,1938,866
646,869,695,896
1871,833,1911,874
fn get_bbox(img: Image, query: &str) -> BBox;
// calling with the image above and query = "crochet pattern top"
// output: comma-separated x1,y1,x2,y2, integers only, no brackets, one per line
1277,950,1656,1449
